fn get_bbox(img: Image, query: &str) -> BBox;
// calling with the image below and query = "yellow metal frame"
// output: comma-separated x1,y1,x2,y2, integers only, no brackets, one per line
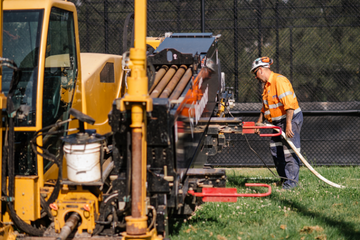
146,37,164,50
52,186,101,234
122,228,162,240
0,223,17,240
3,0,83,185
1,0,83,227
0,0,160,238
80,53,125,134
2,176,40,223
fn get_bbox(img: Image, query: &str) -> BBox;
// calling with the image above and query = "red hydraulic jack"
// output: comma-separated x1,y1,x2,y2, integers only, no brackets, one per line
188,183,272,202
242,121,282,137
187,122,281,202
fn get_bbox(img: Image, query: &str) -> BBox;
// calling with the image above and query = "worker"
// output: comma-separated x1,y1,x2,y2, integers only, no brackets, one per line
251,57,303,190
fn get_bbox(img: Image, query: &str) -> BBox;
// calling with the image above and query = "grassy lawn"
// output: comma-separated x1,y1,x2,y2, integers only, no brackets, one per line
169,167,360,240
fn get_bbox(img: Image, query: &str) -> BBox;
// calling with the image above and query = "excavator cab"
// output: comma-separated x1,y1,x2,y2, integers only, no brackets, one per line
3,6,78,125
2,4,78,173
0,1,127,236
43,7,78,127
2,9,43,128
1,0,81,226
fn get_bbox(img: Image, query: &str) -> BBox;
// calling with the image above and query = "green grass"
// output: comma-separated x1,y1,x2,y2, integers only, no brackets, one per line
169,167,360,240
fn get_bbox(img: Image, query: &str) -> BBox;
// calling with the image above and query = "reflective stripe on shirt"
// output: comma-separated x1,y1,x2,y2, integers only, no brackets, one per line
271,114,286,121
278,91,293,100
261,72,300,123
271,107,301,122
269,102,283,109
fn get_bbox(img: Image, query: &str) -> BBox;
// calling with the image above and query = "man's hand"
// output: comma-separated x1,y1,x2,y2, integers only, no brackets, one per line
256,112,265,135
255,122,263,135
286,109,294,138
286,122,294,138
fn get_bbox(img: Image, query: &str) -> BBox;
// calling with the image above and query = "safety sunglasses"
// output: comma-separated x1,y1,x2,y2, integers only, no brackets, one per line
253,68,260,77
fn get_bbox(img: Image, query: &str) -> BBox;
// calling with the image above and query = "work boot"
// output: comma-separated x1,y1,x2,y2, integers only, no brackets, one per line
282,182,297,190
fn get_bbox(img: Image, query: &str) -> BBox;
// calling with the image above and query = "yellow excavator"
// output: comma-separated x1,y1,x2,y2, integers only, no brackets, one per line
0,0,130,238
0,0,272,239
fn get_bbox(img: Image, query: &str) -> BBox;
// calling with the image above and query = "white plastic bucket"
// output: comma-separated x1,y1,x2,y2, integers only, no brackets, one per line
63,143,101,183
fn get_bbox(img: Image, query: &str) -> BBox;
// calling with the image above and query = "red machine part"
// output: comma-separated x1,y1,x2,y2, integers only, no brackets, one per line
187,183,272,202
242,122,282,137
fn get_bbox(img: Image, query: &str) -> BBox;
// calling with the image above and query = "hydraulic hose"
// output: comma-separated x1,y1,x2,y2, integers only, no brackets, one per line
122,13,134,53
231,110,360,116
30,120,75,206
147,205,156,230
4,63,45,236
40,195,54,221
7,116,45,236
93,192,119,235
267,124,346,189
244,134,298,186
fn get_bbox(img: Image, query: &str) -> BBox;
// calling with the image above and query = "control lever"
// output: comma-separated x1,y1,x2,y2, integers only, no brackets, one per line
69,108,95,133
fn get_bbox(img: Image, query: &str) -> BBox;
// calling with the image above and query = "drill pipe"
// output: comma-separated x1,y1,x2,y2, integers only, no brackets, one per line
169,66,192,101
56,212,81,240
149,65,169,93
150,65,178,98
159,65,187,98
131,130,143,219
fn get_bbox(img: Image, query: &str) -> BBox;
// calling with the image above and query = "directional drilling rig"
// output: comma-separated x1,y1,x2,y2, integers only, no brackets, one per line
0,0,274,239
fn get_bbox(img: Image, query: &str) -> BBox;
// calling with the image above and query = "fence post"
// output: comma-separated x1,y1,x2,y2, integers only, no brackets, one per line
257,0,262,101
275,0,279,73
201,0,205,32
177,0,181,32
290,26,293,81
86,2,90,52
104,0,109,53
257,0,262,57
234,0,239,100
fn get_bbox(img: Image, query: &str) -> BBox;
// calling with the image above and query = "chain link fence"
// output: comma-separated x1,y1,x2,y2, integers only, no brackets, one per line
70,0,360,166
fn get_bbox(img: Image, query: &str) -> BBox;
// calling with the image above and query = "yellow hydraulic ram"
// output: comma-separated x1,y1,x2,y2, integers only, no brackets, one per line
117,0,160,239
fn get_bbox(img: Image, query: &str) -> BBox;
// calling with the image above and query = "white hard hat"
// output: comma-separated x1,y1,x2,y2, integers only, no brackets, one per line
205,58,215,72
250,57,273,73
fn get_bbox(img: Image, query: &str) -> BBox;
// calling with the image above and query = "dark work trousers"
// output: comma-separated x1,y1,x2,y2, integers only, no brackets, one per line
270,111,303,188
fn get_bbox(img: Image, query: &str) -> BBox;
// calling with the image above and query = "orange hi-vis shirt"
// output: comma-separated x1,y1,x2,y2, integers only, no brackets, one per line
261,72,301,123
